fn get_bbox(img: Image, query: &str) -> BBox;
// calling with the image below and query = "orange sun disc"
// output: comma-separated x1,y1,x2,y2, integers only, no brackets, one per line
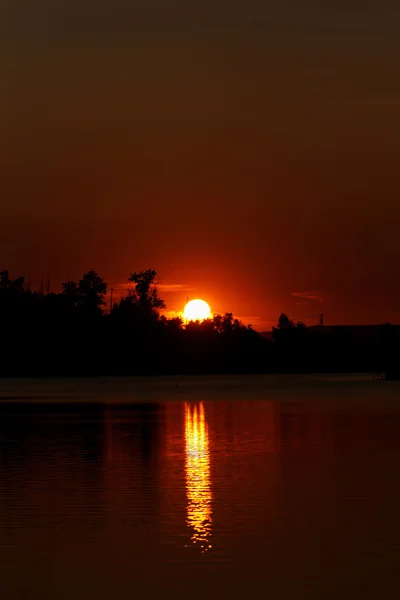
183,299,211,322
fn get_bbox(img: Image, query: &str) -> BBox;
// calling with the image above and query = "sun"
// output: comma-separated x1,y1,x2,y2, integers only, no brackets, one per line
184,299,211,322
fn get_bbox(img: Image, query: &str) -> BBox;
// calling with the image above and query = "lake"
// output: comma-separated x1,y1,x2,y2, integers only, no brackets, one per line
1,375,400,599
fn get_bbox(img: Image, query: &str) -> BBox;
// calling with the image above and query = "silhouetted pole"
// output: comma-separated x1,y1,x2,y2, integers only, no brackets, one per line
110,288,114,313
320,313,324,327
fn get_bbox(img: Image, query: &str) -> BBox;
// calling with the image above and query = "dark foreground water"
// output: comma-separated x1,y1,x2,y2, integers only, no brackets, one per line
0,375,400,599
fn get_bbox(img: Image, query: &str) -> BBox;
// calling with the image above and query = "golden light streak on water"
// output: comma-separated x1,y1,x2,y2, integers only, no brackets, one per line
185,402,213,552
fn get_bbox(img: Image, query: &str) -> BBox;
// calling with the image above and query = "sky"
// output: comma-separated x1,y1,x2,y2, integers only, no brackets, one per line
2,1,400,328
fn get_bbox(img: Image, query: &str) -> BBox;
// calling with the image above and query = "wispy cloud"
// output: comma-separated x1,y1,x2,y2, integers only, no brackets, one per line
236,315,263,322
107,282,193,296
292,291,324,303
157,283,194,292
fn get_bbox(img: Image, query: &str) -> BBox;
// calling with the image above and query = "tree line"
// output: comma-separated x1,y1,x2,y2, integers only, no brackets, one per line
0,269,266,376
0,268,398,377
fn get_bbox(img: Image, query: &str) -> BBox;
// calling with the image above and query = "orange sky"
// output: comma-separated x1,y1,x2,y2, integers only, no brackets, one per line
2,1,400,328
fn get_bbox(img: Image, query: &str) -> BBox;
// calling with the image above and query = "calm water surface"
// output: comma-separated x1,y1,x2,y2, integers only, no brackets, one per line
0,375,400,599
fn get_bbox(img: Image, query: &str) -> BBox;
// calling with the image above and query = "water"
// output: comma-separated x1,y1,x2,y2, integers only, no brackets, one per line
1,375,400,599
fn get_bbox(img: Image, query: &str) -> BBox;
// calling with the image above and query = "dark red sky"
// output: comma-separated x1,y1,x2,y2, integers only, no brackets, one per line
2,1,400,328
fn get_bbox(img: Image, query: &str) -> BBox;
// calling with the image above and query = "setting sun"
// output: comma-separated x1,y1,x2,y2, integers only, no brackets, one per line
184,299,211,322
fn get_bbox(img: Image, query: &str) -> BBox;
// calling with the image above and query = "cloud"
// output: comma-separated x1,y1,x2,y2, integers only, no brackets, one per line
292,291,324,303
157,283,195,292
236,315,263,322
107,281,193,297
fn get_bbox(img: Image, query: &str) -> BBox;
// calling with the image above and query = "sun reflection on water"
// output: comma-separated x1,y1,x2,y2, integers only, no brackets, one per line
185,402,213,552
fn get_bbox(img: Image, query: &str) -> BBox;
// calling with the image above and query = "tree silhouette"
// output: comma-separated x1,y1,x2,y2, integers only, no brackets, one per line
77,271,107,315
273,313,305,338
128,269,165,312
0,270,10,289
277,313,294,329
62,280,78,306
112,269,165,325
0,270,24,293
